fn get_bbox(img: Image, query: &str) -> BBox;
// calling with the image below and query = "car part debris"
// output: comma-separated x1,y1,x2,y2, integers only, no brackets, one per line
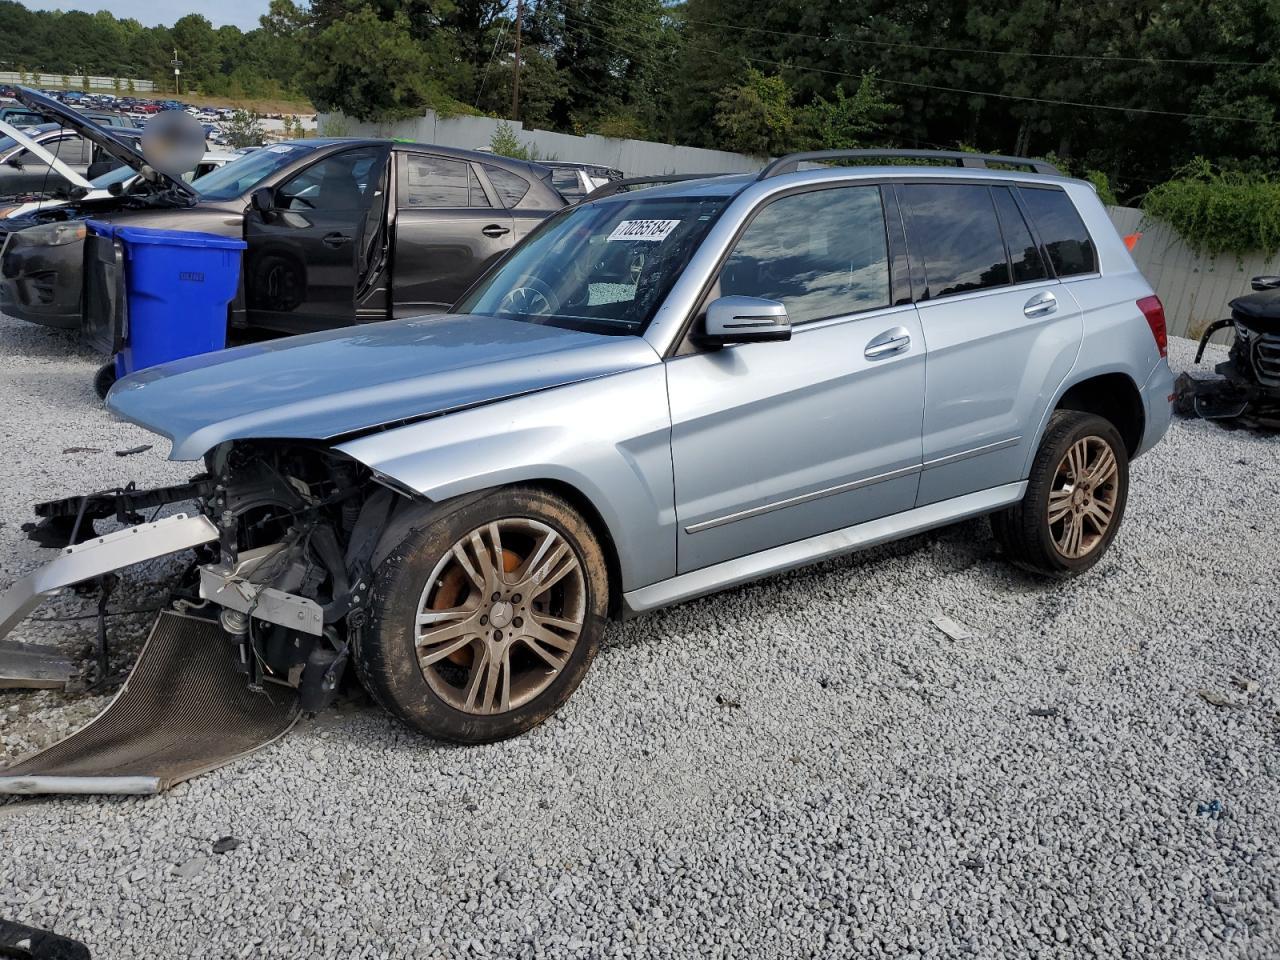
0,640,76,689
211,836,241,854
0,612,299,795
1175,276,1280,429
1198,688,1246,710
1196,799,1225,819
61,446,101,455
113,444,152,457
931,615,973,641
0,917,91,960
0,514,217,637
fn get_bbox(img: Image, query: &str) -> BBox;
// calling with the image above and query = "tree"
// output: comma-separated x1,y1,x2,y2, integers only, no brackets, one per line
224,109,264,148
801,73,896,150
715,69,797,156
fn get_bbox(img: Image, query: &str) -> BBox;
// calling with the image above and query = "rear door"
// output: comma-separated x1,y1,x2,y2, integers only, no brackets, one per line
391,152,514,315
243,144,391,333
897,181,1083,505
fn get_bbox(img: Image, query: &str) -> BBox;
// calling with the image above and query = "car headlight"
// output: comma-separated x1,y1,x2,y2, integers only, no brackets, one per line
21,221,88,247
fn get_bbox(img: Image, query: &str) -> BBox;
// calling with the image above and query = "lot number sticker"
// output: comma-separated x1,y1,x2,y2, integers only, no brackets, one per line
607,219,681,242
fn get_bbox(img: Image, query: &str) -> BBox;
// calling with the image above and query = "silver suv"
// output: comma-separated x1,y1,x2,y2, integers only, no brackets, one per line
3,150,1173,745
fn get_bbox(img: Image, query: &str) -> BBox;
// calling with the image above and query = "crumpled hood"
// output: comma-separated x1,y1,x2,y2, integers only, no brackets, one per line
107,314,660,460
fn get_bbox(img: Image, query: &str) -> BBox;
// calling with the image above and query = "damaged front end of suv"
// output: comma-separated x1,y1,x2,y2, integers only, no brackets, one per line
20,438,402,713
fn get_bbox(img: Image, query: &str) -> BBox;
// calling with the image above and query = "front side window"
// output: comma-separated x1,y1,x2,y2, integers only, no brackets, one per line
277,147,382,212
719,186,890,323
1017,186,1097,277
899,183,1010,298
455,194,729,335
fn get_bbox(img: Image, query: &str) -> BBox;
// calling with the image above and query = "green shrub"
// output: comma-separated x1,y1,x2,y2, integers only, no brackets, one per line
1142,158,1280,257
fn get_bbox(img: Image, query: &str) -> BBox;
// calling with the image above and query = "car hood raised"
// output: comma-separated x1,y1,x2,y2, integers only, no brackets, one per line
107,314,661,460
14,87,197,201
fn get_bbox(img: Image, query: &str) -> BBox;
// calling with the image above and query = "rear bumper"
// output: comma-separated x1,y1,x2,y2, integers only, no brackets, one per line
0,237,83,328
1135,358,1175,458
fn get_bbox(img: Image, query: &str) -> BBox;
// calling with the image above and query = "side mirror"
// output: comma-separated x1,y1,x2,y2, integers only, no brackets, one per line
250,187,274,215
1250,275,1280,291
700,296,791,346
5,154,23,170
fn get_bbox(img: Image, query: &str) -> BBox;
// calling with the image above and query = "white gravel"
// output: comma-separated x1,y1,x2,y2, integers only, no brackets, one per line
1,315,1278,959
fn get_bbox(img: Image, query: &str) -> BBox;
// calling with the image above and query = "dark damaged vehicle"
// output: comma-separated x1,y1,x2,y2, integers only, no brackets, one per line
0,88,565,334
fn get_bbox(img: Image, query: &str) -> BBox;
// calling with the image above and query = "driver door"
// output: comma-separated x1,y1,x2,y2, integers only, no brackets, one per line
244,144,391,334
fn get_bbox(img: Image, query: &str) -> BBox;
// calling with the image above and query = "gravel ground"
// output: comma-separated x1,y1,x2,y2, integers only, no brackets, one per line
1,315,1278,959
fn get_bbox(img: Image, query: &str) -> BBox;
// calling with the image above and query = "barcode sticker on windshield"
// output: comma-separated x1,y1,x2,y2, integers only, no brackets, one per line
607,219,681,242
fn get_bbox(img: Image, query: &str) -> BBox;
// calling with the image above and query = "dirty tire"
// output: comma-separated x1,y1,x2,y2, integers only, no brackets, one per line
93,361,117,400
357,486,609,744
991,410,1129,578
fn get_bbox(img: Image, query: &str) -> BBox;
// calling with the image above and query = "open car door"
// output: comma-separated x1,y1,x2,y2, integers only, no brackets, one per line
243,144,392,334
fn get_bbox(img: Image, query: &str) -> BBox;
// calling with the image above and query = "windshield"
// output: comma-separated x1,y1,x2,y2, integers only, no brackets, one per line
455,194,728,335
193,143,316,201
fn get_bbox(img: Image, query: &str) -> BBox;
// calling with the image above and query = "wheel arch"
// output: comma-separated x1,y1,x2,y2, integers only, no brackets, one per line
1053,371,1145,456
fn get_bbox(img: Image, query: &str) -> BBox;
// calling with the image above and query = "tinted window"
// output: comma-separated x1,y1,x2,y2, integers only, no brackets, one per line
992,187,1047,283
1017,186,1096,276
900,183,1009,298
401,155,468,207
467,167,491,207
484,164,531,206
551,168,583,199
277,147,382,212
720,186,890,323
194,142,318,201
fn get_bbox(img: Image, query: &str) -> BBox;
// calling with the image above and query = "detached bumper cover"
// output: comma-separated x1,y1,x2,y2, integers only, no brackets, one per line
0,513,218,641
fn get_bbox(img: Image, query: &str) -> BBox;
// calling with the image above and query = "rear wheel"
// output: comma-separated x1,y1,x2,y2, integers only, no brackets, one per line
356,487,608,743
991,411,1129,577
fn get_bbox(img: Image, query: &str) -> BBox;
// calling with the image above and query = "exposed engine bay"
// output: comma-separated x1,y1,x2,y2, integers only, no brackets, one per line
22,440,414,714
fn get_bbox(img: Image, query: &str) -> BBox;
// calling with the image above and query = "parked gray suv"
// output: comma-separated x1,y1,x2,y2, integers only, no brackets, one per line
2,150,1173,746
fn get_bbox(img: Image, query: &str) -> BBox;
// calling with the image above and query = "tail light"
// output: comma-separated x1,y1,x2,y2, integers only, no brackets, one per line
1137,295,1167,358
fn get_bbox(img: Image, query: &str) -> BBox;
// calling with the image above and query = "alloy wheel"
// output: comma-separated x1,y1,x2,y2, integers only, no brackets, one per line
1046,436,1119,559
413,518,586,715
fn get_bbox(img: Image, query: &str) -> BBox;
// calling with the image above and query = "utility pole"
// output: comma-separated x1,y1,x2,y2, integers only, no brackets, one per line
510,0,522,121
170,48,182,96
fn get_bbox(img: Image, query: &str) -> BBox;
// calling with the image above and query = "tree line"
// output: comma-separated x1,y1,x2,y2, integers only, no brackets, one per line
3,0,1280,199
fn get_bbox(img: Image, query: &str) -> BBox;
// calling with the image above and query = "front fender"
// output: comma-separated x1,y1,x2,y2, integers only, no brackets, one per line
335,365,675,591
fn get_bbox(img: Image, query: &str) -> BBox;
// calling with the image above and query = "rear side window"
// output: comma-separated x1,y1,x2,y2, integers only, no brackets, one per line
991,187,1047,283
483,164,532,207
1017,186,1097,276
899,183,1009,298
720,185,890,323
401,155,473,208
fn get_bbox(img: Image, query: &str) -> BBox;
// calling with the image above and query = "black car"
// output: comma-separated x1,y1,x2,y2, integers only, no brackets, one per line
0,89,566,334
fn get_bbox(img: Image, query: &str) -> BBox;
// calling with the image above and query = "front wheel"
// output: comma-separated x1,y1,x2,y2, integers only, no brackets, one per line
356,486,609,743
991,411,1129,577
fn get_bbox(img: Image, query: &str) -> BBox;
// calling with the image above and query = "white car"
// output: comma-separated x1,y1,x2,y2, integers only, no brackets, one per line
0,151,236,219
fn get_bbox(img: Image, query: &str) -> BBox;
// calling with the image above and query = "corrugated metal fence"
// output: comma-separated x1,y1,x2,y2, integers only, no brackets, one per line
1106,205,1275,340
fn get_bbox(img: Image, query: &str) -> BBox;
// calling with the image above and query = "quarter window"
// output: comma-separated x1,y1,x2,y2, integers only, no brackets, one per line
1017,186,1097,276
992,187,1047,283
899,183,1009,298
483,164,532,207
719,186,890,324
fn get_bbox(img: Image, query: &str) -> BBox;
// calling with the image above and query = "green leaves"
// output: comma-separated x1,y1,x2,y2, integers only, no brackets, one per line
1143,160,1280,257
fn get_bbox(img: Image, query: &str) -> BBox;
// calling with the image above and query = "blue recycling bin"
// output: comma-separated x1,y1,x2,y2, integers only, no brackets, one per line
86,221,246,379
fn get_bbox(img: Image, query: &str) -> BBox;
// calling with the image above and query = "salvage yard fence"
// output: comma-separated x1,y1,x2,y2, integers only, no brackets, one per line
0,71,156,92
1106,205,1274,341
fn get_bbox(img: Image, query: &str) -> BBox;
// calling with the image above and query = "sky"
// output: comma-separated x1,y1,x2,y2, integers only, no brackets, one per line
34,0,272,30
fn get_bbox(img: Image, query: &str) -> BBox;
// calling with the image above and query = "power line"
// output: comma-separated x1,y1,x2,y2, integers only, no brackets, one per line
567,2,1280,128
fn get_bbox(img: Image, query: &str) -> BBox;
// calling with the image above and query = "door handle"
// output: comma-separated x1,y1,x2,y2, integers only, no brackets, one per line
323,232,352,248
864,326,912,359
482,224,511,238
1023,290,1058,318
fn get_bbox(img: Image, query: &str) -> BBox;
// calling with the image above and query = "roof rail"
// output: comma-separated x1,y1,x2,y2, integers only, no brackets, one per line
757,149,1061,180
583,172,735,202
